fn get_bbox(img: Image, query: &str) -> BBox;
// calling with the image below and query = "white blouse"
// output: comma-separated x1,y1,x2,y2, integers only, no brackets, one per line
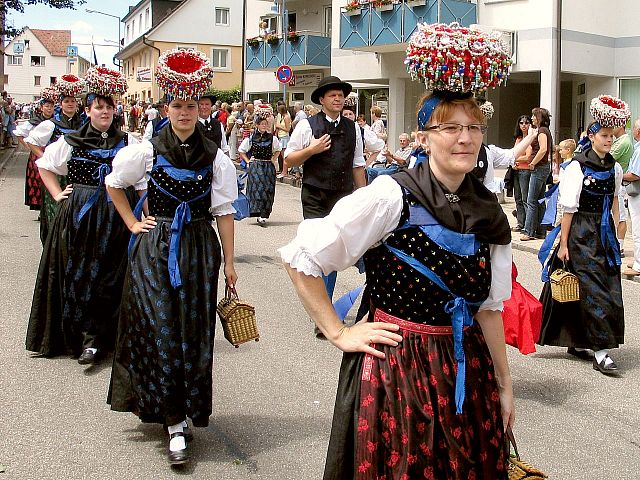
105,140,238,217
36,133,141,178
559,160,623,213
14,121,35,139
24,119,55,147
238,135,283,155
279,175,512,312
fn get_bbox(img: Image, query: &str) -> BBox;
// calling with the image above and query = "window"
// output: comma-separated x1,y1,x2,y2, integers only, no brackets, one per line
261,16,278,35
323,6,332,36
31,56,45,66
132,19,136,35
145,8,150,29
287,12,296,33
139,13,143,33
177,45,196,51
7,55,22,65
215,7,230,26
34,76,41,86
211,48,229,69
50,76,57,86
127,25,130,41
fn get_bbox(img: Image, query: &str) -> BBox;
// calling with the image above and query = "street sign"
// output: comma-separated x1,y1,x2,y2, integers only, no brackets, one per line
276,64,293,84
67,45,78,57
13,41,25,54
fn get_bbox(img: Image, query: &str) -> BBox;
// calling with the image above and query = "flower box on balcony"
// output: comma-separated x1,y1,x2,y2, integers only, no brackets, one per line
266,34,280,46
374,1,394,11
246,37,260,48
406,0,427,6
287,32,301,43
344,8,362,15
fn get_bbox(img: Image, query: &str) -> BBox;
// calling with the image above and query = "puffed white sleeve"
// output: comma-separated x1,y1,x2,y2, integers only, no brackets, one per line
238,137,251,154
615,162,623,196
486,144,516,169
14,121,34,138
558,160,583,213
219,123,230,154
105,141,154,190
24,120,54,146
279,175,404,277
210,150,238,216
35,136,73,175
142,121,153,141
272,136,283,152
364,127,385,153
353,126,366,168
127,132,142,145
478,243,513,312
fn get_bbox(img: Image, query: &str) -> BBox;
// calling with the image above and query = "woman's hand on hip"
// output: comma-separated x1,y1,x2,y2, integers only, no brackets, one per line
332,317,403,359
54,184,74,202
130,216,156,234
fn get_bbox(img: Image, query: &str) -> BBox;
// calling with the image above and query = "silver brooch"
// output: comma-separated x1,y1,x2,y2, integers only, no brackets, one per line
445,193,460,203
101,132,108,139
180,143,190,148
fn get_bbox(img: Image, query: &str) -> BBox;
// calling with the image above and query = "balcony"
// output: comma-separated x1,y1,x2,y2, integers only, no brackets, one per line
246,33,331,71
340,0,477,52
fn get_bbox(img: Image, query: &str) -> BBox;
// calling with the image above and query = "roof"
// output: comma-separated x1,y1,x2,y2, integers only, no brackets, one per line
30,29,71,56
122,0,149,23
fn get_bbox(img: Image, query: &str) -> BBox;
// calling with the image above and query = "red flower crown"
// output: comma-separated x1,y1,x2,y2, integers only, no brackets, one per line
156,48,214,100
40,87,58,102
84,66,127,97
589,95,631,128
56,74,86,98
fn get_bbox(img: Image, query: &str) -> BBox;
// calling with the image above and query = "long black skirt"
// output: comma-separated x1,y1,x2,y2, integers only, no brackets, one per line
539,211,624,350
108,217,222,428
39,176,67,245
247,160,276,218
26,184,136,356
324,313,507,480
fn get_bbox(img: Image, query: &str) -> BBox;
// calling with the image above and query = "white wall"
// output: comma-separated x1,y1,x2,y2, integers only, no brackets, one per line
124,0,152,47
150,0,243,46
4,30,68,104
562,0,640,38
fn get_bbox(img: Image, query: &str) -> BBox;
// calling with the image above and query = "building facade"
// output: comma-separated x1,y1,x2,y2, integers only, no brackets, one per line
3,29,72,103
118,0,244,104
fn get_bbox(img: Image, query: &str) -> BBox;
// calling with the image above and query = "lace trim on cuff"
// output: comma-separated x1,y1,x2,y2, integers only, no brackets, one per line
279,243,323,277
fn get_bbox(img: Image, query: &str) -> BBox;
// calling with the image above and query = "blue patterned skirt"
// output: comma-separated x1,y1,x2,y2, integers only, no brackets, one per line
247,159,276,218
26,184,136,356
539,211,624,350
108,217,222,427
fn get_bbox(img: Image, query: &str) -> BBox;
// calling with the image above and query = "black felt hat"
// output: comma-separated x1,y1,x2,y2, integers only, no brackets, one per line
311,76,352,105
199,93,217,103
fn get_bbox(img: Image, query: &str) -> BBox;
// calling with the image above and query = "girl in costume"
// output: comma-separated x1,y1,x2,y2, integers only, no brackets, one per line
24,75,86,244
26,67,137,365
106,48,237,466
538,95,626,375
239,104,282,225
280,23,514,479
16,87,56,211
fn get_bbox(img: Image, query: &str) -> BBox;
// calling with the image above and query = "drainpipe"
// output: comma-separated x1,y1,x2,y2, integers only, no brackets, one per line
143,34,161,101
555,0,562,141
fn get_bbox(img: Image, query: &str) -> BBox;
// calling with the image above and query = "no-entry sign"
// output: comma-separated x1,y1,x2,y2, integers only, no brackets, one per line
276,65,293,84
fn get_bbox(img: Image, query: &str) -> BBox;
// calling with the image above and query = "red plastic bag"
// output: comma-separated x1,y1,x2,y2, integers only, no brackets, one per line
502,263,542,355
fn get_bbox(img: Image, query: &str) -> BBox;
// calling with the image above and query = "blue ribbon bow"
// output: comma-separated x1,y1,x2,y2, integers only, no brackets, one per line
75,162,111,226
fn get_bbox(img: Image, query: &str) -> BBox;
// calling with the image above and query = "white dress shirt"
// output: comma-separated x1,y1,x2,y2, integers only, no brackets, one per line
279,174,512,311
105,140,237,216
284,114,366,168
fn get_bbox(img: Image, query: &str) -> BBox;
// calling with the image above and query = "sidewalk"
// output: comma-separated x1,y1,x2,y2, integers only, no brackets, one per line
272,169,640,284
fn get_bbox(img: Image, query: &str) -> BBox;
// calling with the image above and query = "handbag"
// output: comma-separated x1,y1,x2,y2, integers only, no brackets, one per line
507,427,548,479
232,173,250,221
502,263,542,355
549,261,580,303
625,180,640,197
216,285,259,348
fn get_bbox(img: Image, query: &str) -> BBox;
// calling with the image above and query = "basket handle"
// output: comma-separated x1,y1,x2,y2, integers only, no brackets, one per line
225,284,239,300
505,426,520,461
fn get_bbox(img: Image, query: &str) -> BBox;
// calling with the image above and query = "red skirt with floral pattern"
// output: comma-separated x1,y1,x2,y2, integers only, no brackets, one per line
25,151,43,210
324,309,507,480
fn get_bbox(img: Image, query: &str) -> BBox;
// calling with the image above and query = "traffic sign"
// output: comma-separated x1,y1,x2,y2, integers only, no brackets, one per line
276,65,293,84
67,45,79,57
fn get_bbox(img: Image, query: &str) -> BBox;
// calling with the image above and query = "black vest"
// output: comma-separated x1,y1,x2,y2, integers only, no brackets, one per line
196,116,223,149
304,114,356,191
471,144,489,182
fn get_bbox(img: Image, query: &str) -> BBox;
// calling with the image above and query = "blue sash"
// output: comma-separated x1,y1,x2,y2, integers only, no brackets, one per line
384,203,483,415
73,139,125,226
129,154,212,289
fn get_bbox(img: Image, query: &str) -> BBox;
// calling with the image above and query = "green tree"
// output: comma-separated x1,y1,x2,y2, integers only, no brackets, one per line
2,0,87,37
205,86,241,105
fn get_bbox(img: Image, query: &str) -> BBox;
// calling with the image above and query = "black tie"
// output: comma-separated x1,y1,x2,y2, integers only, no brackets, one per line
333,121,338,129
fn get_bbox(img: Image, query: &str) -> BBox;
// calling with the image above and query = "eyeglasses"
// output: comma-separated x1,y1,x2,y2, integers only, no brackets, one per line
426,123,488,135
519,121,531,125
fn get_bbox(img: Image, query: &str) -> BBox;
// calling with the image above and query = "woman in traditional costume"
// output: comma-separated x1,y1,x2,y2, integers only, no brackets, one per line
16,87,56,211
538,95,626,375
106,48,237,466
239,104,281,225
280,23,514,479
26,67,137,365
24,75,86,244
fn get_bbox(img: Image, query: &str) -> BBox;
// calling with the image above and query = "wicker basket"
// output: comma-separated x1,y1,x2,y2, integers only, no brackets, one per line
216,286,259,347
549,267,580,303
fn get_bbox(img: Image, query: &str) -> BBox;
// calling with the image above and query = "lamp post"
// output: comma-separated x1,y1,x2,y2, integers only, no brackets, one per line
85,8,122,69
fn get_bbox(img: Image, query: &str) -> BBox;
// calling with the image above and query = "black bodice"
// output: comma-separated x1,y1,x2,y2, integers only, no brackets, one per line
578,168,615,214
250,133,274,160
364,196,492,325
147,160,213,219
67,146,120,186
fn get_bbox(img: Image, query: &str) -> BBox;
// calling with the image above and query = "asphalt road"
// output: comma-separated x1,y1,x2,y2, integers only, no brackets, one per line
1,148,639,479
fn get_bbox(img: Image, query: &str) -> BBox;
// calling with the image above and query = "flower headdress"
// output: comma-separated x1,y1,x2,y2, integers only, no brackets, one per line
589,95,630,130
405,22,512,95
343,93,358,109
479,100,494,120
56,74,86,98
84,66,127,97
155,48,214,101
39,87,58,103
254,104,273,122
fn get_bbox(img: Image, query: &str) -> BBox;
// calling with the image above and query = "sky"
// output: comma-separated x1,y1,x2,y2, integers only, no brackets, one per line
6,0,133,68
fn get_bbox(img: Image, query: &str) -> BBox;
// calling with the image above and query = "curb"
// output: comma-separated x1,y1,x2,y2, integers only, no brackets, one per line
0,147,18,175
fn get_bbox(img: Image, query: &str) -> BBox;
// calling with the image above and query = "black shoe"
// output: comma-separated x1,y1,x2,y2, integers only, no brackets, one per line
592,356,619,375
77,348,97,365
167,432,189,465
164,424,193,442
567,347,591,360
